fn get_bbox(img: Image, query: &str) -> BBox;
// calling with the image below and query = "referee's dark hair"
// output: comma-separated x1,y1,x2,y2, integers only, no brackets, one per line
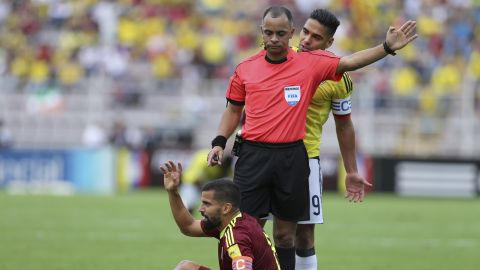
202,178,240,210
309,9,340,37
262,6,293,26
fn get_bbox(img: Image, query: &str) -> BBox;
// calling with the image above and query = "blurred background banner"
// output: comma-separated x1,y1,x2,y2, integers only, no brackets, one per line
0,148,115,194
66,147,115,194
0,146,197,194
372,156,480,197
0,148,69,188
0,147,151,195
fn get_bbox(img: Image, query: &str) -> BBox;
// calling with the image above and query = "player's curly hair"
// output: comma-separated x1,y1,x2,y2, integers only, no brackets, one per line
309,9,340,36
202,178,240,210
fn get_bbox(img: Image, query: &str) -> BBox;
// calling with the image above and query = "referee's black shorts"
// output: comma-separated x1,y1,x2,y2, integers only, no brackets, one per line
233,140,310,222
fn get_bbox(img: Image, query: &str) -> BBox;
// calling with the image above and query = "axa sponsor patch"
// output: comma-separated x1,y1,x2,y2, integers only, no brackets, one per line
331,97,352,115
284,86,301,106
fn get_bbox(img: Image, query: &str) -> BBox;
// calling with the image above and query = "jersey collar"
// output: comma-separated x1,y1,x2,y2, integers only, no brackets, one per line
220,211,242,238
264,47,296,64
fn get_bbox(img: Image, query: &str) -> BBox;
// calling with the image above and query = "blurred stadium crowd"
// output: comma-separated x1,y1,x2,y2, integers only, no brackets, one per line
0,0,478,156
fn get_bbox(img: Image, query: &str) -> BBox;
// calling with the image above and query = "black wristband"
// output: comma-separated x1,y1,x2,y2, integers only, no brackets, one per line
383,41,396,56
211,135,227,149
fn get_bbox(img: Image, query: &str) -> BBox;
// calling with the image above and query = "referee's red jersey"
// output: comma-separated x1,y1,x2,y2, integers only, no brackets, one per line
201,212,280,270
227,48,342,143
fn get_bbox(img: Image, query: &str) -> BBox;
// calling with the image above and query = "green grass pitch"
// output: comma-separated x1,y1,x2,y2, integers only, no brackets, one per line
0,190,479,270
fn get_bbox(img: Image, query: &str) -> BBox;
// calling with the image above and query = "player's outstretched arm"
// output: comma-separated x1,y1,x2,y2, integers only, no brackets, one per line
160,161,205,237
337,20,418,74
207,103,243,166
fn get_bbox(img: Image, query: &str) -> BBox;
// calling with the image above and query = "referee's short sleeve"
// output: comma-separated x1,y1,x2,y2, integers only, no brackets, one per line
226,71,245,103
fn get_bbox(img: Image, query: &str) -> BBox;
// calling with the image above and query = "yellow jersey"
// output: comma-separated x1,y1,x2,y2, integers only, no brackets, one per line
304,73,353,158
182,149,232,184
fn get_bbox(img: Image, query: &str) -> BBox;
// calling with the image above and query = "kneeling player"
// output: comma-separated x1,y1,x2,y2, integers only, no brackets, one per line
161,161,280,270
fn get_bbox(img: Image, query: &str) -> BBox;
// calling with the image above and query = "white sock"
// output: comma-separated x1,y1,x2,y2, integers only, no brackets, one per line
295,254,317,270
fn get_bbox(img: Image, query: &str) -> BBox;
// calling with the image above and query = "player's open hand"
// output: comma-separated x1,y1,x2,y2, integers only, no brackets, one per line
160,161,182,192
385,20,418,51
207,146,224,166
345,172,372,203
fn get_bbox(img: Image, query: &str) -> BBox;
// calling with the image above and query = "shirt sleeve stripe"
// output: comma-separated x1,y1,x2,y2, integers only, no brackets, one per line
345,73,352,93
226,227,232,246
227,98,245,106
342,73,353,94
226,226,235,247
333,114,351,119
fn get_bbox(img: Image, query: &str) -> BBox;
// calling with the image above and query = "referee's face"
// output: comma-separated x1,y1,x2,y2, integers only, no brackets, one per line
261,13,294,60
299,18,334,52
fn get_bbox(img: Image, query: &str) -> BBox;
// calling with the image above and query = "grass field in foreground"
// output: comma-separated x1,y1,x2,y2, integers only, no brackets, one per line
0,190,479,270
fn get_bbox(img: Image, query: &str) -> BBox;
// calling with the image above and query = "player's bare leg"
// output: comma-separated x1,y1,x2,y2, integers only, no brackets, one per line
273,217,297,270
295,224,317,270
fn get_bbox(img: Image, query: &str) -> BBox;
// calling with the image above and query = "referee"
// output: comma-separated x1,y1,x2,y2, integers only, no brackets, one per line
207,6,417,270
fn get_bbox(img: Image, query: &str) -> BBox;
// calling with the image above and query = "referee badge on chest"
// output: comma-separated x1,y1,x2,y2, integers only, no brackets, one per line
284,86,301,106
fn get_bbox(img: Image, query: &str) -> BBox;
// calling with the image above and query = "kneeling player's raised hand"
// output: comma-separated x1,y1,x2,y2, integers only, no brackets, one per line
160,161,182,192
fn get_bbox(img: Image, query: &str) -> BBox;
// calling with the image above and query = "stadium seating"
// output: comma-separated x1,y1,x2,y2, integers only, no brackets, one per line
0,0,478,157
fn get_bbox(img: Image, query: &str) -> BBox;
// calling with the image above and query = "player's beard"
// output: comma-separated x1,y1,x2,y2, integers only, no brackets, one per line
202,209,222,231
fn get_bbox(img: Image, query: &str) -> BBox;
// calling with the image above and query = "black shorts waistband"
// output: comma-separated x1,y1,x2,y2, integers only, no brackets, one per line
243,140,304,149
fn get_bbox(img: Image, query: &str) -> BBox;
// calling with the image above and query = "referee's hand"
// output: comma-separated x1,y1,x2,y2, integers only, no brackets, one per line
160,161,182,192
207,147,224,166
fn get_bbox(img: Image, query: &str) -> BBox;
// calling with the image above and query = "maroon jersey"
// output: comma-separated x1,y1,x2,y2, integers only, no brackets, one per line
201,212,280,270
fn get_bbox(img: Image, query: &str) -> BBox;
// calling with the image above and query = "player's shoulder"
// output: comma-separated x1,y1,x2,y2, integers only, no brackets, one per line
229,213,257,232
222,213,252,244
240,212,258,225
319,72,353,95
302,49,339,59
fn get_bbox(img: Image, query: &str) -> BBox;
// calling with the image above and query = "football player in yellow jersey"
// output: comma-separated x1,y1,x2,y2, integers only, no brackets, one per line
179,149,233,213
294,9,372,270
